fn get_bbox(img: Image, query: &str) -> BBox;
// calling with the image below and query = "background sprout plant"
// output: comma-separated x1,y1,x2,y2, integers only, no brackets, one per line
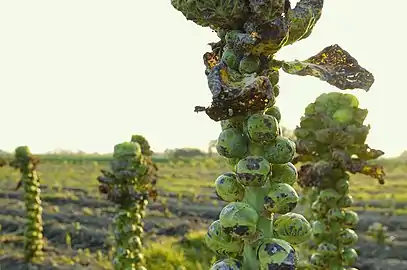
171,0,378,269
293,92,386,269
97,135,158,270
9,146,44,264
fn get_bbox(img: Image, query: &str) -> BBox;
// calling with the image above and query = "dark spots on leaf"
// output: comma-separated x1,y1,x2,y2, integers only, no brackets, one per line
264,242,285,256
287,202,297,211
233,225,249,236
264,196,275,208
245,157,261,170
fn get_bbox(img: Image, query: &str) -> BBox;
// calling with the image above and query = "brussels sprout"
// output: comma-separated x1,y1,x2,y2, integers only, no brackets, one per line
264,106,281,123
273,213,312,245
210,258,243,270
264,183,299,214
318,189,340,205
247,142,264,156
216,128,248,158
257,238,297,270
272,85,280,98
310,253,326,268
269,162,297,185
267,70,279,86
263,136,295,164
293,128,310,139
239,55,260,74
335,178,350,195
317,242,338,257
341,93,359,108
341,247,358,266
113,142,142,159
338,229,358,246
246,114,279,144
327,208,346,222
343,210,359,227
221,116,245,131
219,202,259,238
311,200,328,216
222,48,240,69
204,220,243,256
236,156,271,186
333,108,353,124
215,173,245,202
338,194,354,208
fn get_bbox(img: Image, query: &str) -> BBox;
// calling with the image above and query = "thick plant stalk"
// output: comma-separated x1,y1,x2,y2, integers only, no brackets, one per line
294,92,385,269
9,146,44,263
171,0,378,268
97,135,158,270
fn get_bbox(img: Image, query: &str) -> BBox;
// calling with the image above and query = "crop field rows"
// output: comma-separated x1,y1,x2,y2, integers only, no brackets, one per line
0,159,407,269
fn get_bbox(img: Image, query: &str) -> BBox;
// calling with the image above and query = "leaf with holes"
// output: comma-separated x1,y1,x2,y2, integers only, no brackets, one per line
281,44,375,91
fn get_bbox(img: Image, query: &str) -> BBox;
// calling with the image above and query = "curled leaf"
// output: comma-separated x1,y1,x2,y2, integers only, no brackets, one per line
286,0,324,44
281,44,375,91
195,74,274,121
347,159,385,185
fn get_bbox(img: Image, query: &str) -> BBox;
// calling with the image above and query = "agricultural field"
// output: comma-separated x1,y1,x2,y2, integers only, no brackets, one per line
0,156,407,270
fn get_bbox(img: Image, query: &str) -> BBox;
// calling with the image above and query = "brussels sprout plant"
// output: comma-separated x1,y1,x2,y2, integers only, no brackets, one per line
171,0,376,269
294,92,385,269
9,146,44,263
97,135,158,270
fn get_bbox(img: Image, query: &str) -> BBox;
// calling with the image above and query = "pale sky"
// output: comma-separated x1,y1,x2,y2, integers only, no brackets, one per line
0,1,405,157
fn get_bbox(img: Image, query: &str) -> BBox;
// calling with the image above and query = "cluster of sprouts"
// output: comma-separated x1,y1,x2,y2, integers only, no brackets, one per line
97,135,158,270
294,92,385,268
9,146,44,264
171,0,378,269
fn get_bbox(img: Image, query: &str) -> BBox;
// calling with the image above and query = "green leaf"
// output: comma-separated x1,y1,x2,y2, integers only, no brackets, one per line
281,44,375,91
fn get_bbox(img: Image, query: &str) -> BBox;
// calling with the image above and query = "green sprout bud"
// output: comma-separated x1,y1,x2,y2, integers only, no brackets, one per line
318,188,340,204
235,156,271,186
327,208,346,222
210,258,243,270
317,242,338,257
247,142,264,156
264,183,299,214
338,229,358,246
272,85,280,98
221,116,245,131
263,136,295,164
219,202,259,238
340,247,358,266
216,128,248,158
205,220,243,256
343,210,359,227
215,173,245,202
341,93,359,108
337,194,354,208
222,48,240,69
335,178,350,195
333,108,353,124
267,70,279,86
264,106,281,123
257,238,297,270
269,162,297,185
246,114,279,144
113,142,142,159
273,213,312,245
238,55,260,74
312,221,329,241
310,253,326,268
311,200,328,216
